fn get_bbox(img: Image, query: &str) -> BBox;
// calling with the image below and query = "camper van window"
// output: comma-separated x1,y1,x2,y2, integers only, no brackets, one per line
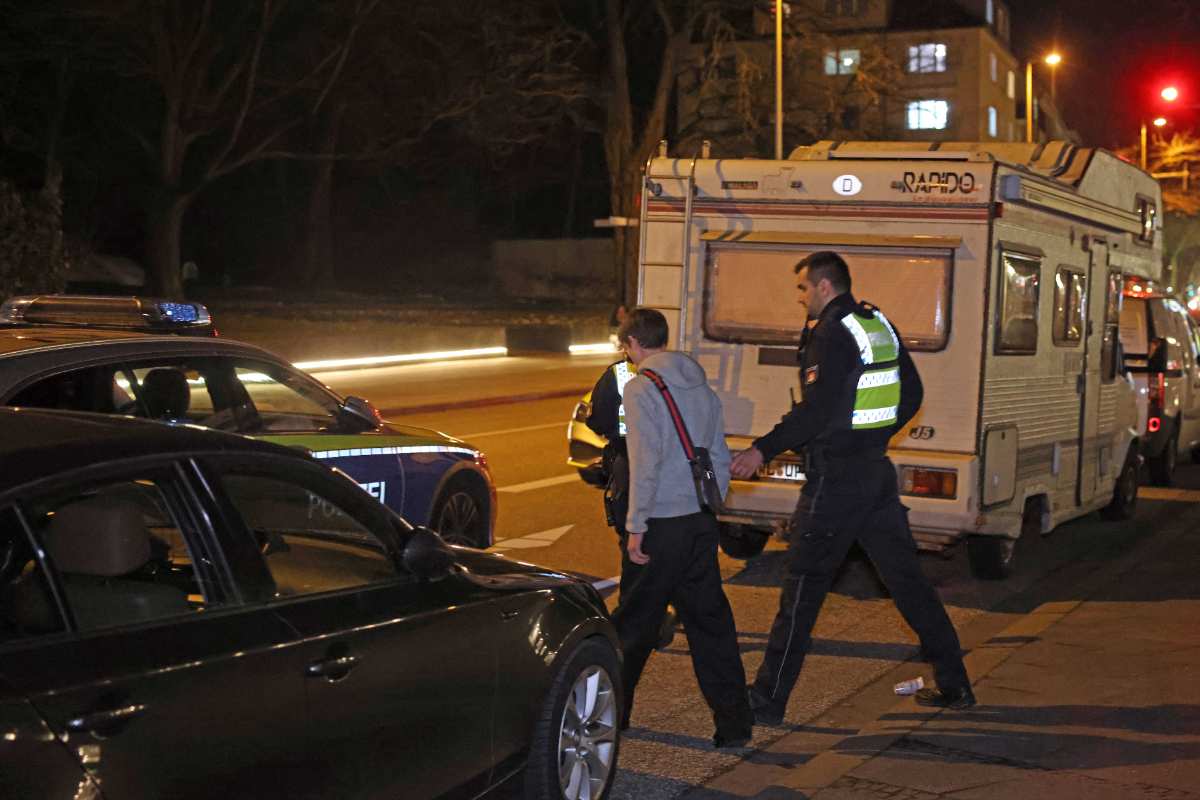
1101,271,1123,382
996,252,1041,355
703,244,951,350
1052,268,1086,346
1136,197,1157,245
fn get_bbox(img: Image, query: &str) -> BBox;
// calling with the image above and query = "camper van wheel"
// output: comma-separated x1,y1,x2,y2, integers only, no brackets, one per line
966,535,1016,580
1147,422,1178,486
1100,446,1139,521
718,524,769,559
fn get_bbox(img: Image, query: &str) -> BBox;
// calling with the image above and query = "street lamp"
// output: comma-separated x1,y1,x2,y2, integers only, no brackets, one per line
774,0,784,160
1025,53,1063,143
1044,52,1062,104
1141,116,1168,171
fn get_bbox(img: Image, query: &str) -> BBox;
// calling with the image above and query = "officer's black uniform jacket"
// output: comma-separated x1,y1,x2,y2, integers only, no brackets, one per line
586,360,629,453
753,293,923,464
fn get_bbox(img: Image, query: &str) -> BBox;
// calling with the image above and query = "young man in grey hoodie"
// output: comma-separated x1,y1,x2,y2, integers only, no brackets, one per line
613,307,754,749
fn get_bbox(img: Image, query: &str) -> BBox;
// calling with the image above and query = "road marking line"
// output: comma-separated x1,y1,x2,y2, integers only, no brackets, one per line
524,525,574,541
1140,486,1200,502
461,421,565,439
497,474,579,493
491,525,575,551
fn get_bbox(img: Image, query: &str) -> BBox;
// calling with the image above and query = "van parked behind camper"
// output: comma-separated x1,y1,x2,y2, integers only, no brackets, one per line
1119,282,1200,484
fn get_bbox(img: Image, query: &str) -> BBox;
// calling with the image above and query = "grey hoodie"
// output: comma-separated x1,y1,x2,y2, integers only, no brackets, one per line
623,350,731,533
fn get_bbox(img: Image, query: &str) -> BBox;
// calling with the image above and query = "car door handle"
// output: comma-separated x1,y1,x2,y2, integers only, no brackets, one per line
306,653,360,681
67,703,146,736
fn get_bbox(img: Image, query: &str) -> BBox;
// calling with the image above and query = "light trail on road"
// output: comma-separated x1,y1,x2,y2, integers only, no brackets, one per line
460,420,566,439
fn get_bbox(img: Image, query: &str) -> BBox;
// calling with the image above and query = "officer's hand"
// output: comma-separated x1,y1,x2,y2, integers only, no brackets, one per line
627,532,650,565
730,447,765,479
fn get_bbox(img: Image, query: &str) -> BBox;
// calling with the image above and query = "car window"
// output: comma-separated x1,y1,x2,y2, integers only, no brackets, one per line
7,365,132,413
128,365,217,420
1120,296,1149,356
7,478,214,635
233,363,341,433
0,506,57,643
220,474,395,598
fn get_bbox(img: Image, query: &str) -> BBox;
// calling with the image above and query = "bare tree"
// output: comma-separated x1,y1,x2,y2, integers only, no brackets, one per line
50,0,384,296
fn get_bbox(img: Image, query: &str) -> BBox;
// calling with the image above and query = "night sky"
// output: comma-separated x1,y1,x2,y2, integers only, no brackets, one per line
1008,0,1200,148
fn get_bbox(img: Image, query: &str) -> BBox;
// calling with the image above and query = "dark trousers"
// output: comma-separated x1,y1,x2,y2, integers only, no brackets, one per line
612,512,751,734
753,456,969,708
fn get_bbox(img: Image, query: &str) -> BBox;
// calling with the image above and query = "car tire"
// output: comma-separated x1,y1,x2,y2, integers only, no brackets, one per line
524,637,622,800
1147,421,1178,486
1100,446,1139,521
431,479,489,548
718,524,769,559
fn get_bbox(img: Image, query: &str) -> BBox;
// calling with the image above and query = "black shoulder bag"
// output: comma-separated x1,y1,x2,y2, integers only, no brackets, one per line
639,368,725,514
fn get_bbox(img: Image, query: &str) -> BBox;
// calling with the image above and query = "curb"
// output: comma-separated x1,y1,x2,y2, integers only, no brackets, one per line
380,386,590,417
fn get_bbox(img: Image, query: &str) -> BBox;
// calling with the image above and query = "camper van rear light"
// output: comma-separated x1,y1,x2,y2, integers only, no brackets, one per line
899,466,957,499
1148,416,1162,433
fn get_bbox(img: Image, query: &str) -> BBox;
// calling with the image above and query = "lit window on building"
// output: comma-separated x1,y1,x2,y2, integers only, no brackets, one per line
988,106,998,137
990,52,998,82
1007,69,1015,99
824,49,861,75
825,0,860,15
907,43,947,73
907,100,949,130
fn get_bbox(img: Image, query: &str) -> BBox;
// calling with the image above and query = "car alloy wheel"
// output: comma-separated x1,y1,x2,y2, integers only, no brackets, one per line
433,489,483,547
557,665,618,800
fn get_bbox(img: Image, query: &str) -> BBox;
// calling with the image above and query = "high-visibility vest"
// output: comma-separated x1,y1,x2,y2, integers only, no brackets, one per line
839,306,901,430
613,360,636,436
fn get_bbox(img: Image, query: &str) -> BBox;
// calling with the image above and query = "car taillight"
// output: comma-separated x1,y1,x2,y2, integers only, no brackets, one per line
1148,373,1166,432
899,466,958,499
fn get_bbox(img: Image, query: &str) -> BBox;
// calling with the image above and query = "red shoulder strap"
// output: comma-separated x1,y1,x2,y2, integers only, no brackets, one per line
639,368,697,460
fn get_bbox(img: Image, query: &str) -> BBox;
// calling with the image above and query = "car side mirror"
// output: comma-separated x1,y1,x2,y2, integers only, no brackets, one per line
1148,336,1169,373
340,395,382,430
402,526,454,581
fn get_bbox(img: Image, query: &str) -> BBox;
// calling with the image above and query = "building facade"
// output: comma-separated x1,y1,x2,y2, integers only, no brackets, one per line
677,0,1031,155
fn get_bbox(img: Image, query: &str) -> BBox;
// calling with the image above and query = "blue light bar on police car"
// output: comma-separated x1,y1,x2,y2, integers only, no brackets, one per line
0,295,212,332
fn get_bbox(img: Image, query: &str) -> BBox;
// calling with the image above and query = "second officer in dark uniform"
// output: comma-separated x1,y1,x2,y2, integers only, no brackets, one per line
730,250,974,725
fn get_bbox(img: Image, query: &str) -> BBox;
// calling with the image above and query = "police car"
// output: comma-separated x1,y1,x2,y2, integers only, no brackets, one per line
0,295,495,547
566,389,609,487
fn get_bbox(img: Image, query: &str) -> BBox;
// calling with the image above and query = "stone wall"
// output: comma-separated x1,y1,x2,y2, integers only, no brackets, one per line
492,238,616,302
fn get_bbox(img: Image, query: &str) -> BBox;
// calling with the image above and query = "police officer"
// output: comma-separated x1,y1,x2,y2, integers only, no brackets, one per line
586,354,677,649
730,250,974,724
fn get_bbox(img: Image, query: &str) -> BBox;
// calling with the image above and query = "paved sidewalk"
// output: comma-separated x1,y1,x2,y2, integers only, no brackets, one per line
687,504,1200,800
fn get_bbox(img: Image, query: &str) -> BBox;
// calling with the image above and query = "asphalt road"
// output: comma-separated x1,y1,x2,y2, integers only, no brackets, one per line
315,354,1200,799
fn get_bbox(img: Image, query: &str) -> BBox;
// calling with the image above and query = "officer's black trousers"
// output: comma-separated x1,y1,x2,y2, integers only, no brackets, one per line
753,457,970,709
612,512,751,733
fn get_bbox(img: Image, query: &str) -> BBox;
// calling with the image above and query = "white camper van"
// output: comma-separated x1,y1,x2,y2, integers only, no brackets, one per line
636,140,1160,579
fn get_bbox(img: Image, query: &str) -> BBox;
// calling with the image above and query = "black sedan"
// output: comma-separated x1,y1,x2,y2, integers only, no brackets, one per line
0,409,621,800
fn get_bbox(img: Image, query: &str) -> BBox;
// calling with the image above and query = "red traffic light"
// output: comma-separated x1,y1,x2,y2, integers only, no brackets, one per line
1162,86,1180,102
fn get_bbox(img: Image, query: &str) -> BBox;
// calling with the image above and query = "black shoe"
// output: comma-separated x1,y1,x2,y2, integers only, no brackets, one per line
915,685,976,709
655,607,679,651
747,685,785,726
712,729,752,749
